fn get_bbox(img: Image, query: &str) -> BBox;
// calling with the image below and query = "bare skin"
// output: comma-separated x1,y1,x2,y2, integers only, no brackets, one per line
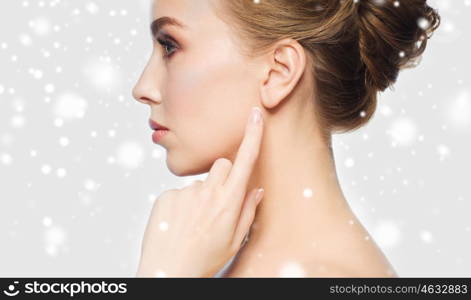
135,0,398,277
219,45,398,278
220,128,398,277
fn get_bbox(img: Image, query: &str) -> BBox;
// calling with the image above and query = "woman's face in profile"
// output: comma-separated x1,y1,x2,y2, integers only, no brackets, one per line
133,0,260,176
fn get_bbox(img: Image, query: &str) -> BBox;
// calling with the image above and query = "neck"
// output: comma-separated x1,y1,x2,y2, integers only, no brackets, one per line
242,102,354,251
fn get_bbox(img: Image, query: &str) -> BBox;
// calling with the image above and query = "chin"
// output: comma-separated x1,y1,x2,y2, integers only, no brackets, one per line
165,153,213,177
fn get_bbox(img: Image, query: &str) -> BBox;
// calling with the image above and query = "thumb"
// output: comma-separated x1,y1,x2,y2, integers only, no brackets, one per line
232,187,264,248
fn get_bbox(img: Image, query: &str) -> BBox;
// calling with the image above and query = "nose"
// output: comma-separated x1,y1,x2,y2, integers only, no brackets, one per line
132,61,162,105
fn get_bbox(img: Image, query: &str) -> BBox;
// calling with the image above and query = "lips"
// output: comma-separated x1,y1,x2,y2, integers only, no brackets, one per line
149,119,169,131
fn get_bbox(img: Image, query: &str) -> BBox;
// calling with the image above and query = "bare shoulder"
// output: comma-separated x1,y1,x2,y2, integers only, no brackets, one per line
308,242,399,277
303,259,398,278
311,221,399,277
220,253,398,278
221,219,398,278
221,259,396,278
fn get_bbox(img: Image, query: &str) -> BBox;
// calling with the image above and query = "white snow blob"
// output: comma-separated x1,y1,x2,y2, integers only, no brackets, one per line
371,220,402,249
116,141,145,169
279,261,306,277
53,93,88,121
387,117,418,147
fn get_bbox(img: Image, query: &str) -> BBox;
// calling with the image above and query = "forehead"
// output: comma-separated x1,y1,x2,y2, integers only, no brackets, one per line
152,0,215,26
151,0,242,58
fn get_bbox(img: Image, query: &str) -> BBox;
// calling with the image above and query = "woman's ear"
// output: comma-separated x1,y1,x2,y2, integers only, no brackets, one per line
259,38,307,109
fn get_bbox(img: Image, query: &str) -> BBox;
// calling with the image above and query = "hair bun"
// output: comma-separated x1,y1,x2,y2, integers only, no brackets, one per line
221,0,441,133
355,0,440,92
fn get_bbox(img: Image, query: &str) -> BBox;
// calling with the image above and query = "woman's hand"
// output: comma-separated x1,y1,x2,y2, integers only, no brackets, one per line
136,106,265,277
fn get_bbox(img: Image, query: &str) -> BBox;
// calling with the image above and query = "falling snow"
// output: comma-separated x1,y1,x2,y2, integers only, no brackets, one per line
303,188,313,198
154,270,167,278
0,0,469,278
116,141,145,169
82,57,123,92
420,230,434,243
387,117,418,147
44,226,67,257
29,17,52,36
448,90,471,130
279,261,307,277
372,220,402,250
159,221,169,232
53,93,88,121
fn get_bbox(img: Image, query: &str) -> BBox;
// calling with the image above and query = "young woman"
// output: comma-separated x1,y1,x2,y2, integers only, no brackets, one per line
132,0,440,277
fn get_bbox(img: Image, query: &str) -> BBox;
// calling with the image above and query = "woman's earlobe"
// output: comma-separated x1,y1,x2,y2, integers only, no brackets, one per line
259,78,281,110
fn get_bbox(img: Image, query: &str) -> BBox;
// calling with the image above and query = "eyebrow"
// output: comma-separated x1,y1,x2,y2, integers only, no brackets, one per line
151,16,187,36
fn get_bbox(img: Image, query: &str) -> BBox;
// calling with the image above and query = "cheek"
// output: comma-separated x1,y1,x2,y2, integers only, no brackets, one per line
163,51,256,171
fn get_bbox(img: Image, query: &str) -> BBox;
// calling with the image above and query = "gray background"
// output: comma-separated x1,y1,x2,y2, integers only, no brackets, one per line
0,0,470,277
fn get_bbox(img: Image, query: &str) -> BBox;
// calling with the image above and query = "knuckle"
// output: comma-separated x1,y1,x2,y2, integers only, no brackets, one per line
210,185,225,200
194,185,216,203
216,203,234,219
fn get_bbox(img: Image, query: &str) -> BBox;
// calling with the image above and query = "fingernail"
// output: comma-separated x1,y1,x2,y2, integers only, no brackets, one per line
255,188,264,203
251,107,262,124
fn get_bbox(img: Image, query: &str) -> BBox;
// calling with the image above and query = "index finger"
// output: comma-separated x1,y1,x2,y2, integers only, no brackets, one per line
223,106,264,197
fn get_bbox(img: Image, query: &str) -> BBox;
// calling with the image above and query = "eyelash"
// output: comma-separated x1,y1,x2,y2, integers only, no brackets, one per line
156,35,178,59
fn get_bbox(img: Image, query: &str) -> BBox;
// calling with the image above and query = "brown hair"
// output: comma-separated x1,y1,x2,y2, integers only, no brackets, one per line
215,0,440,135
